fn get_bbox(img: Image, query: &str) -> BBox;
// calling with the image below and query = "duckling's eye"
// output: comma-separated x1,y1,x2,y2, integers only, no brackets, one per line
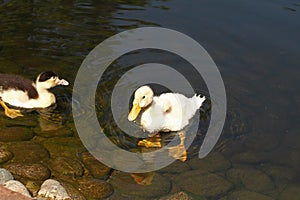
51,76,57,80
142,96,146,99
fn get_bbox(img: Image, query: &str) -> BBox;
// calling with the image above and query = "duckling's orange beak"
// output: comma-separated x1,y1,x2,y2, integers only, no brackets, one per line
56,78,69,86
128,103,141,121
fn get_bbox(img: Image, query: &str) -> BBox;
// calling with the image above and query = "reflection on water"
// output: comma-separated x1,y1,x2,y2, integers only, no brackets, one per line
0,0,300,199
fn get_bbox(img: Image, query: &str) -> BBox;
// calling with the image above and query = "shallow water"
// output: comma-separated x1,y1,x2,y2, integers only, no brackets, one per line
0,0,300,199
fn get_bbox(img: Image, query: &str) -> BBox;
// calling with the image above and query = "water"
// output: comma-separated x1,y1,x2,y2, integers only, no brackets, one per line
0,0,299,199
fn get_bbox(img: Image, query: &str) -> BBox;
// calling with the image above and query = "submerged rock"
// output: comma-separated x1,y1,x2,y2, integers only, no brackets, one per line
0,147,13,164
49,157,83,180
43,137,86,158
5,163,50,181
110,172,170,198
0,127,34,142
3,180,32,198
279,185,300,200
38,179,71,200
79,152,111,179
174,169,232,198
228,190,274,200
227,167,274,193
231,151,267,164
159,191,193,200
188,152,231,172
5,141,49,164
78,178,113,199
60,182,86,200
0,168,14,184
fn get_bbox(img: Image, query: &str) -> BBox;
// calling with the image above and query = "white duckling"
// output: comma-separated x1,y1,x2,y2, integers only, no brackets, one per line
0,71,69,118
128,85,206,134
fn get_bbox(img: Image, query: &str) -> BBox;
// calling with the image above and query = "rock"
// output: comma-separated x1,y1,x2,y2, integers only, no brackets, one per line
231,151,267,164
244,131,279,151
38,179,71,200
174,169,232,198
25,180,40,197
188,152,231,172
43,137,86,158
279,185,300,200
5,141,49,164
0,184,32,200
159,160,191,174
34,127,73,138
0,168,14,184
49,157,83,180
60,182,86,200
261,165,297,190
0,127,34,142
227,167,274,193
110,172,170,198
228,190,274,200
78,178,113,199
79,152,111,179
3,180,31,197
5,163,50,181
159,191,194,200
0,147,13,164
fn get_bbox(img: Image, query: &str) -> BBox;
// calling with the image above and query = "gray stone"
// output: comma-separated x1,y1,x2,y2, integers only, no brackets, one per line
3,180,32,198
0,168,14,184
38,179,71,200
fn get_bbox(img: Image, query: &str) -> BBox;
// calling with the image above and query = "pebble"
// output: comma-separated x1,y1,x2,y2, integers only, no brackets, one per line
228,190,274,200
159,191,193,200
3,180,32,198
0,168,14,184
48,157,83,180
38,179,71,200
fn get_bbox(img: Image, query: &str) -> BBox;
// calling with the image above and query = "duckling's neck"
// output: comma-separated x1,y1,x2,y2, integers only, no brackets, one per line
33,83,55,108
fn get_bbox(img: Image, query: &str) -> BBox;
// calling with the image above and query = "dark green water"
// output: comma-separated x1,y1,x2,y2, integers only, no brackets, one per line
0,0,299,199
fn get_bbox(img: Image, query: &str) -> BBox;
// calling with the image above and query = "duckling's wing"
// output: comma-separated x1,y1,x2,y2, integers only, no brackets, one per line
0,74,38,99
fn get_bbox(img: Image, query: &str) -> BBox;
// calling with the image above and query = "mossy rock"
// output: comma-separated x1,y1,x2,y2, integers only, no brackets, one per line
0,147,13,164
48,157,84,180
5,163,50,181
231,151,267,164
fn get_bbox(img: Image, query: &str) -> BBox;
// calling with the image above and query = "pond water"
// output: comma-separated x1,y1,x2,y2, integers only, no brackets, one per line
0,0,299,199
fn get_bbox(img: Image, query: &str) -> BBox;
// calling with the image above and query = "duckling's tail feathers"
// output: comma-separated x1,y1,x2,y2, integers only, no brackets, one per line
194,94,206,108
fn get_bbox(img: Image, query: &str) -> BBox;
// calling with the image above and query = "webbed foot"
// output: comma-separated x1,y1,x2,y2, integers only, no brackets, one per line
137,133,162,148
0,98,23,118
